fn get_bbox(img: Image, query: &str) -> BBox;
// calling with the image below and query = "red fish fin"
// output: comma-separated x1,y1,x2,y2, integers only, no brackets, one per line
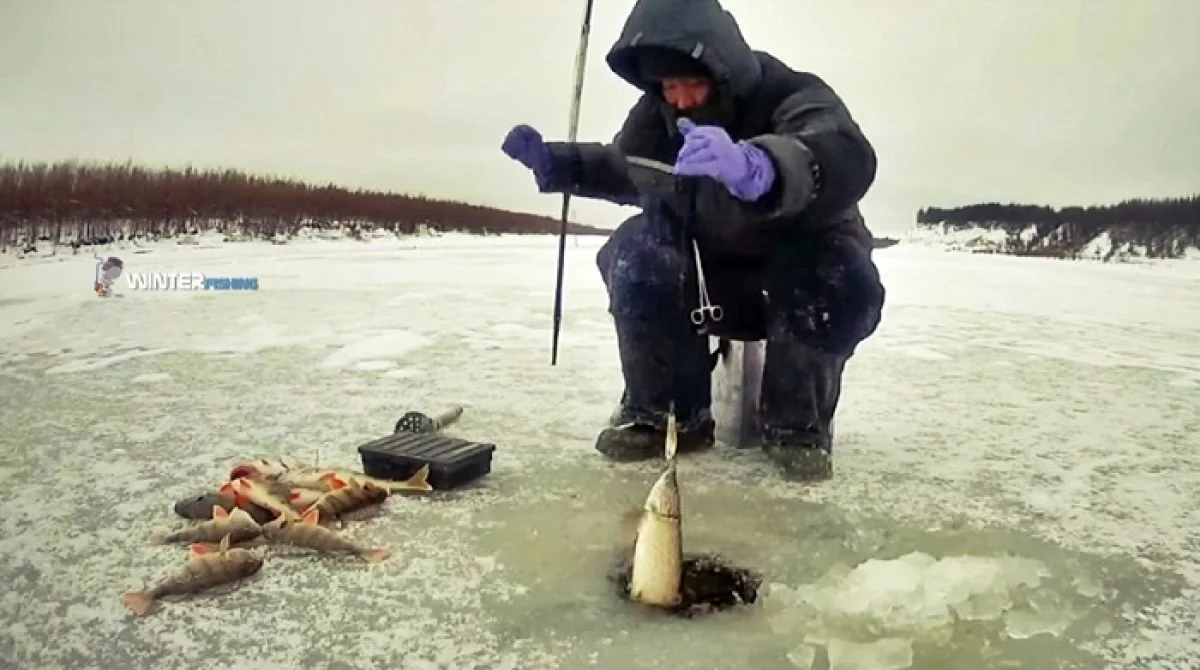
212,506,229,519
189,543,210,556
228,479,253,509
302,508,320,526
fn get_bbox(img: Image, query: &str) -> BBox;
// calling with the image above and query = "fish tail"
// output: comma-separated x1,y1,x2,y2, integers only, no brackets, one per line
362,548,391,564
395,464,431,493
121,590,154,616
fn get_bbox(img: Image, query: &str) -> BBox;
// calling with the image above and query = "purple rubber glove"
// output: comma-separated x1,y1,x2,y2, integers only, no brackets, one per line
672,118,775,201
501,124,554,192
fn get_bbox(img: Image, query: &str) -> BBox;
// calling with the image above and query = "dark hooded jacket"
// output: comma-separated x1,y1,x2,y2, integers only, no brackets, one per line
542,0,877,260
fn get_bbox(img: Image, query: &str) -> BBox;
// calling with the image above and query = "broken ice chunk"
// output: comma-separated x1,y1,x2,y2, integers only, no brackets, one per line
827,638,914,670
786,643,817,669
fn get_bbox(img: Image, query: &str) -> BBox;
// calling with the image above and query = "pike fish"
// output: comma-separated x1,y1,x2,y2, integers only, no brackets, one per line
303,477,390,522
229,459,433,495
151,505,262,546
262,508,391,563
628,408,684,609
121,535,265,617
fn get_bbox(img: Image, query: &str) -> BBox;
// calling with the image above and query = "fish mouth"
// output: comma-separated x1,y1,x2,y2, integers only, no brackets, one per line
228,465,257,480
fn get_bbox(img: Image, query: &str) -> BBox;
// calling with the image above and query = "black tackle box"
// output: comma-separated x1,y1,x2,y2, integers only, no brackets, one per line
357,432,495,491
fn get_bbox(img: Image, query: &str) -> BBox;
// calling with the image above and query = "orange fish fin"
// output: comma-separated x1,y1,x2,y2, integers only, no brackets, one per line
212,506,229,519
363,548,391,564
302,508,320,526
320,473,349,490
189,543,210,556
121,591,154,616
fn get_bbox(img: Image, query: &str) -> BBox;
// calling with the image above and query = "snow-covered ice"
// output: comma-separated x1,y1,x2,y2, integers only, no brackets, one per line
0,235,1197,669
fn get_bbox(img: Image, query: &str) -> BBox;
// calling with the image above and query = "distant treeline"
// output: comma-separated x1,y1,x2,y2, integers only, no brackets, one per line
917,195,1199,229
915,194,1200,259
0,160,609,247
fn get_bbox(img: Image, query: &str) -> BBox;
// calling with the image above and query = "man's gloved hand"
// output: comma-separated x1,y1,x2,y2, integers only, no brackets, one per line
501,124,554,192
672,118,776,201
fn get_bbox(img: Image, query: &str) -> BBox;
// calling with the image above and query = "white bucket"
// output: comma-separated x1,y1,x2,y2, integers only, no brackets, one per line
710,338,765,448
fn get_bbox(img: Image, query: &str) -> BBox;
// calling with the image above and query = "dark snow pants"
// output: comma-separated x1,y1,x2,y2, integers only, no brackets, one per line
595,202,885,449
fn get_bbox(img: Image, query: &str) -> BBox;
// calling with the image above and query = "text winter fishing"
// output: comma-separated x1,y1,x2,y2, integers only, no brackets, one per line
126,272,259,291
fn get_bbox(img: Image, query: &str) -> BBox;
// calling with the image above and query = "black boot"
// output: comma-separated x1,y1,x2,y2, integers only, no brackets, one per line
597,399,715,461
758,342,847,481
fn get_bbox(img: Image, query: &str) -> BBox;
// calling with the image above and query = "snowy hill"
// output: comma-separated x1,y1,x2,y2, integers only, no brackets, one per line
902,221,1200,262
901,197,1200,262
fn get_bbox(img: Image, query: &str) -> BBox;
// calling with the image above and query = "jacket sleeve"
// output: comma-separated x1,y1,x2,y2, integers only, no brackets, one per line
538,96,666,207
696,74,877,229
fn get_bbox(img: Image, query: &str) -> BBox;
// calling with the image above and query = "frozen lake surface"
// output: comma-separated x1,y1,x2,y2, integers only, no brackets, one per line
0,233,1197,669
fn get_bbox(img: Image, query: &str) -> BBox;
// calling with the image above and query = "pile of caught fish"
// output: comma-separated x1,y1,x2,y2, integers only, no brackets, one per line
121,459,432,617
619,407,762,618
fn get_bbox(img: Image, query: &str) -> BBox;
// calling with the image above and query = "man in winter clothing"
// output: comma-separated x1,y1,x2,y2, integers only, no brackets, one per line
501,0,885,481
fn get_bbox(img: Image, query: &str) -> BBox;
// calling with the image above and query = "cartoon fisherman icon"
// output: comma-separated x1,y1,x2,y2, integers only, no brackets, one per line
94,255,124,298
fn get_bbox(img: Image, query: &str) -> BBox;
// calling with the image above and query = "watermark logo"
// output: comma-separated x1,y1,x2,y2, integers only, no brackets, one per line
94,255,124,298
125,272,259,291
90,254,258,296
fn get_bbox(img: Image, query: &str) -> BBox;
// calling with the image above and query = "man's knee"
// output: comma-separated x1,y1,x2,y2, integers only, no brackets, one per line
768,237,885,356
596,214,686,317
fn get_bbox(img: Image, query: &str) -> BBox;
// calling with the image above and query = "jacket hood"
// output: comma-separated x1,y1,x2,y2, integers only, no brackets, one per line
605,0,762,100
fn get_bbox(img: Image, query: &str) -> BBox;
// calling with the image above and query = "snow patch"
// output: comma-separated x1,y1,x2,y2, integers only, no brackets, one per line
490,323,542,338
382,369,417,379
350,360,397,372
130,372,171,383
901,223,1013,251
44,348,173,375
319,331,432,369
1018,223,1039,244
1079,230,1114,259
885,344,951,361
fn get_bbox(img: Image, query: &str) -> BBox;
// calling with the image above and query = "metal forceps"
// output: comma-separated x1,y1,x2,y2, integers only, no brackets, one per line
689,239,723,327
678,175,723,329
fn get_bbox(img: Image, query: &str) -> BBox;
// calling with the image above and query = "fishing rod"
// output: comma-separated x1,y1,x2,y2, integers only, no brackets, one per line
550,0,596,366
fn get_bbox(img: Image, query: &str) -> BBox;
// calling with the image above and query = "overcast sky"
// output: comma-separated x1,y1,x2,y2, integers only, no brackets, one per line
1,0,1196,234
